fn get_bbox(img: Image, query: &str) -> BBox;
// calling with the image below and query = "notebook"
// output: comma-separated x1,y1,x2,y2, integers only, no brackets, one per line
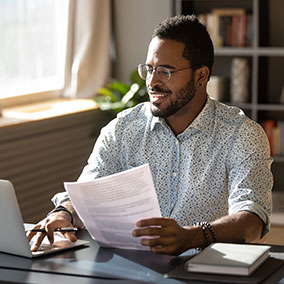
0,179,89,258
185,243,271,276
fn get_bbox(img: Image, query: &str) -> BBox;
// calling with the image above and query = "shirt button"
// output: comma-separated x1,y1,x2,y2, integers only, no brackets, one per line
173,172,177,177
175,140,179,145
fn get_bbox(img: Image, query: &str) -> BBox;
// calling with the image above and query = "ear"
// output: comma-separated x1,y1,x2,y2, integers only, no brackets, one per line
194,66,210,88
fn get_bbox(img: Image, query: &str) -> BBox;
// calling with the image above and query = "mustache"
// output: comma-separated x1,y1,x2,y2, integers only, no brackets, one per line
147,86,171,94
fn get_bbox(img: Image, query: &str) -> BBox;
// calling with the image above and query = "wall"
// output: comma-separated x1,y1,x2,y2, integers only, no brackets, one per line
113,0,172,83
0,109,112,223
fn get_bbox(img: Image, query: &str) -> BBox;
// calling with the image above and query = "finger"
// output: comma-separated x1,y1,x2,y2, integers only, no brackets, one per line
140,237,161,247
150,245,174,255
136,217,175,227
60,232,77,242
44,218,73,243
43,229,54,245
140,235,175,247
26,224,42,241
132,227,165,237
30,232,46,252
140,238,178,255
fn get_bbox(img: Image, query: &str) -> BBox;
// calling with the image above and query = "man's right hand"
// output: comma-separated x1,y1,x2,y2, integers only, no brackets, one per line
26,211,77,252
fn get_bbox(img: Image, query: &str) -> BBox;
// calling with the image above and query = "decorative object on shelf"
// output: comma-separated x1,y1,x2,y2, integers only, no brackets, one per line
280,85,284,104
280,121,284,156
230,57,250,103
207,76,226,101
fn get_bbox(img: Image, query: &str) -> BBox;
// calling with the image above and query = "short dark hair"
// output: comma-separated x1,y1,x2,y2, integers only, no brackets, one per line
152,15,214,78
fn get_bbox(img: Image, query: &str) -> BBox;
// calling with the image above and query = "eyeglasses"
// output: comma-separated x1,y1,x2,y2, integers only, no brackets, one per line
137,64,191,83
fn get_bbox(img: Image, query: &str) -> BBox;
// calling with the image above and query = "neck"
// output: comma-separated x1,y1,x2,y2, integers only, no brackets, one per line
165,93,207,135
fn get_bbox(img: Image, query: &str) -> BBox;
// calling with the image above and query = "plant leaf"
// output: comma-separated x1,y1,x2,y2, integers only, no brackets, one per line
130,69,145,86
96,87,118,102
109,81,130,95
121,83,140,104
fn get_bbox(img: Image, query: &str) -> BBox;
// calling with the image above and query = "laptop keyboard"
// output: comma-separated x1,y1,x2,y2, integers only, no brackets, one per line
29,241,57,252
36,243,57,252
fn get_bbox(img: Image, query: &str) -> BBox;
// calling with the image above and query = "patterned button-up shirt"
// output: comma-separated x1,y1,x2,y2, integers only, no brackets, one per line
53,97,273,234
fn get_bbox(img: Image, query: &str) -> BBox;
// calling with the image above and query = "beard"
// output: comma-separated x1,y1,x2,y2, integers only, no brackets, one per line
150,78,196,118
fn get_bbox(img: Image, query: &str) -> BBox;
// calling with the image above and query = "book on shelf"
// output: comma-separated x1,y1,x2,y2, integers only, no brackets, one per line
278,121,284,156
185,243,271,276
273,123,281,156
280,85,284,104
198,8,252,48
261,120,284,157
212,8,245,47
261,120,274,156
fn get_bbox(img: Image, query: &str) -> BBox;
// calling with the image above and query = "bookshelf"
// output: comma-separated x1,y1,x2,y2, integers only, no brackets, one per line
174,0,284,193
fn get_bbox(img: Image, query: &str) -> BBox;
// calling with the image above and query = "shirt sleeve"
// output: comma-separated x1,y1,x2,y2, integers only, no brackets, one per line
52,117,122,206
227,119,273,236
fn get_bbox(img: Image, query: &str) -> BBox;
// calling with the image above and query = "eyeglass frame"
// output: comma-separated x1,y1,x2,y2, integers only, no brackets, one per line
137,63,193,83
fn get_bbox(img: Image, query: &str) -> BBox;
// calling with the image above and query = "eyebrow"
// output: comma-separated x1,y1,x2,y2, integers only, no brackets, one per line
146,63,177,70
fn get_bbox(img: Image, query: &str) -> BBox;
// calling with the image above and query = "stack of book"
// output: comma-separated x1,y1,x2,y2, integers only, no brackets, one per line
198,8,253,47
185,243,271,276
165,243,276,283
261,120,284,156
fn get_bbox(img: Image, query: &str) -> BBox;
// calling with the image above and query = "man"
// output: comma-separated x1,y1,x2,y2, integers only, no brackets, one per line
28,15,273,255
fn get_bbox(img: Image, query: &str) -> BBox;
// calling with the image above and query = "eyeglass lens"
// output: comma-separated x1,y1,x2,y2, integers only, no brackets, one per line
138,65,170,82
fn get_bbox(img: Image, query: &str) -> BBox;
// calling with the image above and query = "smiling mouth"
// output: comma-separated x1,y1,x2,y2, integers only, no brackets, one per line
149,93,169,104
150,93,169,98
149,91,170,99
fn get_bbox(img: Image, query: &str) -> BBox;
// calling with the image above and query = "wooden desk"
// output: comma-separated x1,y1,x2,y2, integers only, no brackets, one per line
0,229,284,284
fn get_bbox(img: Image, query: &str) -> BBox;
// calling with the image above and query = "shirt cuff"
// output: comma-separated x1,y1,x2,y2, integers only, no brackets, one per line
51,192,70,207
229,200,271,238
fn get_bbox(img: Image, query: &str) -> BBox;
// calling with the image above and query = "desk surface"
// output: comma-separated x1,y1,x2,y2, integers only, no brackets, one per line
0,229,284,284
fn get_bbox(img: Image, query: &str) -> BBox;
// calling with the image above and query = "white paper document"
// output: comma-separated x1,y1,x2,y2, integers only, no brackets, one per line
64,164,162,250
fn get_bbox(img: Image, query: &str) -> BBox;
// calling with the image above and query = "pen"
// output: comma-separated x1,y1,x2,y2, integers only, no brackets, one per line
30,227,78,233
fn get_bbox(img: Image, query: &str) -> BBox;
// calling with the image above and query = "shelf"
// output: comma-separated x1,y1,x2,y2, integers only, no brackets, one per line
273,156,284,163
215,47,255,56
270,212,284,226
271,190,284,226
215,47,284,56
225,102,254,110
257,104,284,111
256,48,284,56
224,103,284,112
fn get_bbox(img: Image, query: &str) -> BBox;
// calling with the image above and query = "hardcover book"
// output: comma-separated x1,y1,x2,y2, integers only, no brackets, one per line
185,243,270,276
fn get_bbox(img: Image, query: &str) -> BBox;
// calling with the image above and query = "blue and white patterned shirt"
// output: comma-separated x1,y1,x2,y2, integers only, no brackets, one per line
53,97,273,234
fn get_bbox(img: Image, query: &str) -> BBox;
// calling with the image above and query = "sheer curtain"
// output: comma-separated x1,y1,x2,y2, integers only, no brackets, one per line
64,0,111,98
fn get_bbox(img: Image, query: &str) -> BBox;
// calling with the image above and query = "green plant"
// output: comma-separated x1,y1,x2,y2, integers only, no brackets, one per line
94,69,148,114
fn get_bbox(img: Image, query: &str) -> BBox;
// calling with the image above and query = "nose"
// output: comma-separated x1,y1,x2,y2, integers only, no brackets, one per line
146,69,163,88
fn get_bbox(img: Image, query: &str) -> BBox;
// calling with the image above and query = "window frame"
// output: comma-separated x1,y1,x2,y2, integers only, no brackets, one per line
0,0,75,109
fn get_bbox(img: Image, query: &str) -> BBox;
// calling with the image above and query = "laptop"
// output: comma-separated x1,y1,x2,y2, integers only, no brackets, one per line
0,179,89,258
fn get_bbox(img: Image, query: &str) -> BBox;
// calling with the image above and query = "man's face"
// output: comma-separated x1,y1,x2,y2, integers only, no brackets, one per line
145,37,196,118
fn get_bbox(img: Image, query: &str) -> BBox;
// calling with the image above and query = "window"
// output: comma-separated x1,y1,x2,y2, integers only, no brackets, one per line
0,0,69,100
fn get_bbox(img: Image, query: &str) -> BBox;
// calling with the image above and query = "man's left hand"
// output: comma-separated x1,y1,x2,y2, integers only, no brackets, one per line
132,217,194,255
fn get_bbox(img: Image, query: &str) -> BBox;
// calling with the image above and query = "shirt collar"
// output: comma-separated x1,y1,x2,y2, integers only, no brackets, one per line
150,96,215,135
189,96,215,135
151,115,162,131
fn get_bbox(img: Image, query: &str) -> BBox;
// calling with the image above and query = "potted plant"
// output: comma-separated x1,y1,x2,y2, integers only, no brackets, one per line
94,69,148,115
